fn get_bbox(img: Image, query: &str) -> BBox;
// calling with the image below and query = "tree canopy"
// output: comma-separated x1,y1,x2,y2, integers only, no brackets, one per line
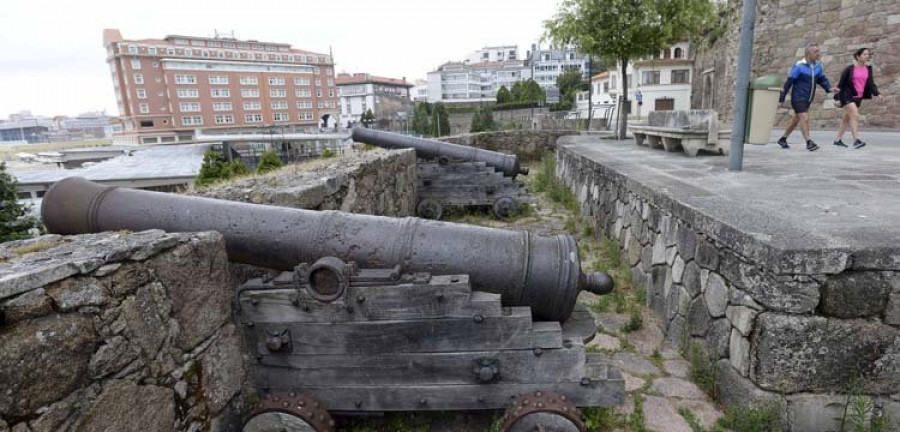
544,0,715,137
496,86,512,105
430,103,451,137
470,105,496,133
555,69,585,111
412,103,430,135
0,163,42,242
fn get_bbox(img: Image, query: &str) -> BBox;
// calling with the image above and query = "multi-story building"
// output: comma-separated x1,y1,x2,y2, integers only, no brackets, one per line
103,29,339,145
577,42,693,118
335,73,413,128
527,44,589,103
465,46,519,64
425,60,531,104
409,79,428,102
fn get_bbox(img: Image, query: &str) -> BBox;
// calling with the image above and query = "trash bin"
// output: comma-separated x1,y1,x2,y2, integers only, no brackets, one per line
744,75,785,145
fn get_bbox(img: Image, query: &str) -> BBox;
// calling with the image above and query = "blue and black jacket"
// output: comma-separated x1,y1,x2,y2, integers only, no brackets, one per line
779,59,833,103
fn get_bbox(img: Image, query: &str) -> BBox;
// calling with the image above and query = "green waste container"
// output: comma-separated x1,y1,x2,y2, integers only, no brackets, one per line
745,75,785,145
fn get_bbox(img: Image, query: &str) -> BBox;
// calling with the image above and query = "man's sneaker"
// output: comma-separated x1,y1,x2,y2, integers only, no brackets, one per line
833,139,847,148
853,139,866,149
777,137,790,149
806,140,820,151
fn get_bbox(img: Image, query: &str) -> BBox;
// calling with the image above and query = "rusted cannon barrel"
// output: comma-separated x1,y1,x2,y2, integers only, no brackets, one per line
351,127,528,178
41,177,611,321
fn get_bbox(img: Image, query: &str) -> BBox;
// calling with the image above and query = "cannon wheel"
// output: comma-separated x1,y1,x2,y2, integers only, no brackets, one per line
416,199,443,220
492,197,518,219
501,391,586,432
243,392,335,432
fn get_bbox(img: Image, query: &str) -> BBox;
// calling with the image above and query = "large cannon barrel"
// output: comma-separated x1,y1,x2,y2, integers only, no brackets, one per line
351,127,528,178
41,177,611,321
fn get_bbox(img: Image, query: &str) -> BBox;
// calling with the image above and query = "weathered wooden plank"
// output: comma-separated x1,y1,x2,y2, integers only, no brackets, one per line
259,379,625,411
561,304,597,344
245,308,563,355
257,344,586,386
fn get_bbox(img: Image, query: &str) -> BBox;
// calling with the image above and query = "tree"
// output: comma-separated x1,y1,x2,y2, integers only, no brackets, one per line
360,109,376,128
510,81,524,103
0,163,41,242
555,69,584,111
256,150,283,174
430,102,450,137
521,79,546,105
496,86,512,104
470,105,496,133
195,150,233,187
412,103,430,135
545,0,715,138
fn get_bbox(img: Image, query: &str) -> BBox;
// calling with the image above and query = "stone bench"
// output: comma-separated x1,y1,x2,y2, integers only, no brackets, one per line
631,110,730,157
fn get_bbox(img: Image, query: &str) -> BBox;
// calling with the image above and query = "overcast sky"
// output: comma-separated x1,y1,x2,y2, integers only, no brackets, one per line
0,0,562,118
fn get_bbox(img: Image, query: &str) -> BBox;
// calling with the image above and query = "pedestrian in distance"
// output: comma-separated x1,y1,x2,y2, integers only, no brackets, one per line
833,47,883,149
777,43,839,151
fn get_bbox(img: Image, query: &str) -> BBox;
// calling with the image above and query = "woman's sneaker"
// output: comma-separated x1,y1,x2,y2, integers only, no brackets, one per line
833,139,847,148
777,137,790,149
853,139,866,149
806,140,819,151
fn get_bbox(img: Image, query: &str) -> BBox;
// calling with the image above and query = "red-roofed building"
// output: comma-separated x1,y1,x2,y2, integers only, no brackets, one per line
336,73,413,129
103,29,339,145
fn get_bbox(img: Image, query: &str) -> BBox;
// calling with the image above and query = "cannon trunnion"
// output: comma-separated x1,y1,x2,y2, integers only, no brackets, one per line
238,257,625,431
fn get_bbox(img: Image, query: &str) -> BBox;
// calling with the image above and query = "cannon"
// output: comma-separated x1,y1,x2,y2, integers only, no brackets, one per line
41,177,624,431
351,128,531,220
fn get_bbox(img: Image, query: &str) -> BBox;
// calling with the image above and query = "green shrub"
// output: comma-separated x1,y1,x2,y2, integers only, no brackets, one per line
321,148,336,158
195,150,233,187
256,150,283,174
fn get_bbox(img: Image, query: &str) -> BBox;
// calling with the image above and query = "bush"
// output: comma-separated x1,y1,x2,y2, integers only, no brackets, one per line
0,163,42,242
321,148,336,158
195,150,233,187
256,150,283,174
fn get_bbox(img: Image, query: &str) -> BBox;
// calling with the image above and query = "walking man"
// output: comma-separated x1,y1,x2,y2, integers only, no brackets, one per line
777,43,838,151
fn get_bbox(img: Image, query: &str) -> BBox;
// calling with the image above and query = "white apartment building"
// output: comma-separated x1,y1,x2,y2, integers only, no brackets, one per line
426,61,531,104
410,79,428,102
336,73,412,127
527,44,589,103
465,46,519,64
577,42,693,118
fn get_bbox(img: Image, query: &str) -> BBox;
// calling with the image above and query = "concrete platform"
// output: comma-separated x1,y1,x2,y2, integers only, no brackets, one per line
559,129,900,273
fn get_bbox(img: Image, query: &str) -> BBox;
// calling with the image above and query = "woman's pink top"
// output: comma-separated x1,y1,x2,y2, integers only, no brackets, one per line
852,65,869,99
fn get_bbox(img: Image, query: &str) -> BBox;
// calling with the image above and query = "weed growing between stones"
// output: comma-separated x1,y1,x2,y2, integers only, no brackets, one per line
630,394,647,431
530,156,578,213
678,407,706,432
714,403,784,432
688,343,718,401
650,349,663,369
582,406,617,431
838,380,894,432
621,308,644,333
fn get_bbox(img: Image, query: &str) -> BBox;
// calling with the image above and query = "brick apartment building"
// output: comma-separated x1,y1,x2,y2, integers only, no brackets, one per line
103,29,339,145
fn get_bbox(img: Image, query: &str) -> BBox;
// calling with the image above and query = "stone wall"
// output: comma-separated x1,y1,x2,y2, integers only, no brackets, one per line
692,0,900,128
448,109,606,136
0,231,245,432
442,131,584,162
557,146,900,431
192,149,417,217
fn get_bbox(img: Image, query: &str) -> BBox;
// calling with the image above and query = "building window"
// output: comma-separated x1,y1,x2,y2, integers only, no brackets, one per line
316,90,323,98
664,48,671,59
148,47,157,55
179,102,201,112
671,69,690,84
131,59,141,69
271,101,289,109
140,121,154,128
268,77,286,86
209,76,228,85
217,51,225,58
202,50,210,58
181,116,203,126
129,46,139,54
139,103,150,114
240,76,258,85
167,48,175,55
152,62,159,68
641,71,660,85
175,74,196,84
315,79,321,86
136,89,147,99
317,102,324,109
211,89,230,98
241,89,260,98
327,78,334,86
133,74,144,84
303,112,314,120
295,89,311,97
297,101,312,109
213,102,233,111
294,77,310,86
185,49,193,57
245,114,263,123
674,47,683,59
243,101,261,110
177,89,199,98
214,115,234,124
270,89,287,98
328,90,334,97
273,113,290,122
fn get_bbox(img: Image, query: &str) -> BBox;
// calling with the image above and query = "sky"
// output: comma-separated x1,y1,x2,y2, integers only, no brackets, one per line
0,0,562,118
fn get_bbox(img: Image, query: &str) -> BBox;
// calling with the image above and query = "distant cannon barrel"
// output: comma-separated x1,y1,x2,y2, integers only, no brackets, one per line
41,177,611,321
351,127,528,177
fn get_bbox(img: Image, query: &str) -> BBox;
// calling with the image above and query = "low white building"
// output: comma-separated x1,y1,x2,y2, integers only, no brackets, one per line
336,73,413,128
465,46,519,64
576,42,693,119
426,60,531,104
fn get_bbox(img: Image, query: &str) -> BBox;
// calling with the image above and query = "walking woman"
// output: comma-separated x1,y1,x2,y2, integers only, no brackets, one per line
833,47,883,149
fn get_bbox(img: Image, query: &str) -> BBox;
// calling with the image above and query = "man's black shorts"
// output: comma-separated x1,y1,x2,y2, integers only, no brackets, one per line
791,99,811,113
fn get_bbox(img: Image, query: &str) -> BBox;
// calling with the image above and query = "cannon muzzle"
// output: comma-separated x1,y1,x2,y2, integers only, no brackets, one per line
42,177,611,321
351,127,528,178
